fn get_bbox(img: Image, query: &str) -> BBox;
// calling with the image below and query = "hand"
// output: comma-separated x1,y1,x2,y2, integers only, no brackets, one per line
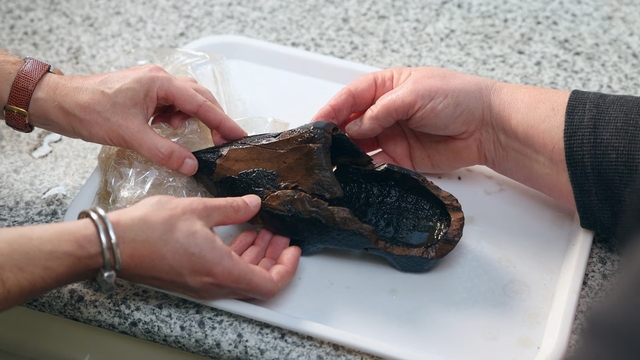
109,194,301,300
313,66,575,209
30,65,247,175
313,67,497,173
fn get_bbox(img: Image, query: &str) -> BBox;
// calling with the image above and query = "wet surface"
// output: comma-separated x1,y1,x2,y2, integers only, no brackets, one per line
194,122,464,272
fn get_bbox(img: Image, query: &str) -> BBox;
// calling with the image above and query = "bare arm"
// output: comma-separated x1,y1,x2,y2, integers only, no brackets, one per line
0,50,247,175
0,195,301,312
489,83,574,209
313,67,576,209
0,221,101,311
0,52,301,310
0,50,24,110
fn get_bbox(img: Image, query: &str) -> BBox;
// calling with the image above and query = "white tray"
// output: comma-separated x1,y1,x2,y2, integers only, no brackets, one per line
64,35,593,360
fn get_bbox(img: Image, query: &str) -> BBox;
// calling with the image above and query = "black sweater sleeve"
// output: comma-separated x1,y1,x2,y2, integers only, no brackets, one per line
564,90,640,236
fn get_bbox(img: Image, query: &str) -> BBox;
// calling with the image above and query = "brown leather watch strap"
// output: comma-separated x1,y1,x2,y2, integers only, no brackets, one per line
3,58,52,133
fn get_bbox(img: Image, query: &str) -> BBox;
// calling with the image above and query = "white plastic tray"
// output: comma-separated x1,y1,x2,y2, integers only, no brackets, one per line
64,35,593,360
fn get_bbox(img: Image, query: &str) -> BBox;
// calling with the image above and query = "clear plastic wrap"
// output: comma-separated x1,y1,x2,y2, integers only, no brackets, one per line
109,48,240,117
95,120,213,211
95,48,289,211
235,117,290,135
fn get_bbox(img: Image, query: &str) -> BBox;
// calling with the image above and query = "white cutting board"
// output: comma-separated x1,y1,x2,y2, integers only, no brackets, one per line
64,35,593,360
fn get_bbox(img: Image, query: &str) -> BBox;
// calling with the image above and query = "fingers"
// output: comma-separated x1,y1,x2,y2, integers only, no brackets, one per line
313,68,425,140
210,130,227,146
312,68,408,126
151,111,193,129
152,78,226,131
216,225,300,300
230,228,293,270
131,126,199,175
313,71,388,125
169,112,193,129
223,244,301,300
351,137,380,154
188,82,225,112
175,77,244,144
238,229,273,264
371,150,400,166
177,76,198,84
344,85,420,139
267,245,301,286
228,230,260,255
258,245,301,298
157,77,247,142
263,234,291,263
201,195,262,227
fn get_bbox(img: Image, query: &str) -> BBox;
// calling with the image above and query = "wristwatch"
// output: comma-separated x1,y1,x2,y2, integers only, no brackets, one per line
3,57,64,133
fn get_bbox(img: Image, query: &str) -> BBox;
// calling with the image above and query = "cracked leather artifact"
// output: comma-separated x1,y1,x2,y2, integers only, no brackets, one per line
192,121,464,272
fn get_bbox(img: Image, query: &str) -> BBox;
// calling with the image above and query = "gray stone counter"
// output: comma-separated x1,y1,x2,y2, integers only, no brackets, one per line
1,0,636,358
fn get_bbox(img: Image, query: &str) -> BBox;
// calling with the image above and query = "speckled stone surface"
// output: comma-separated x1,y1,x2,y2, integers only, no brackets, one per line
1,0,638,358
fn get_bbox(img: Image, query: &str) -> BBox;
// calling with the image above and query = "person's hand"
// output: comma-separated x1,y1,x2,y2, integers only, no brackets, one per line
30,65,247,175
313,67,497,173
313,66,575,209
108,194,301,300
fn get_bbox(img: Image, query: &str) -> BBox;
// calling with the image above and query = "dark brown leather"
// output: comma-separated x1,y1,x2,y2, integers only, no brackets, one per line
4,58,52,133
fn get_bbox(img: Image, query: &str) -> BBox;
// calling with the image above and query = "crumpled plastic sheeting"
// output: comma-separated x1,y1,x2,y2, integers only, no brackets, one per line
95,48,289,211
109,48,241,117
235,117,290,135
95,120,214,211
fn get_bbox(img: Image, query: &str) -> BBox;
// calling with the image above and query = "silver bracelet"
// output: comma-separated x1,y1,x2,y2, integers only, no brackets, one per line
78,206,121,293
92,206,122,271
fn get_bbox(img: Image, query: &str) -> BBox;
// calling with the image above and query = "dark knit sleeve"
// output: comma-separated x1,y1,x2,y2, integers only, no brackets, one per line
564,90,640,236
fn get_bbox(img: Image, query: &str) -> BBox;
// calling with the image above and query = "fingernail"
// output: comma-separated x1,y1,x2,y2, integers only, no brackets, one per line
242,194,262,208
179,157,198,175
345,119,362,134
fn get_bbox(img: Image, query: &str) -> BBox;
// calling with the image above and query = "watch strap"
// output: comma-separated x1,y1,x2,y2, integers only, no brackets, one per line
3,58,52,133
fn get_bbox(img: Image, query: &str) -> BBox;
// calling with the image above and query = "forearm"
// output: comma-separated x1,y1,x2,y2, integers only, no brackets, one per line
488,83,575,210
0,50,24,114
0,220,102,311
0,49,63,129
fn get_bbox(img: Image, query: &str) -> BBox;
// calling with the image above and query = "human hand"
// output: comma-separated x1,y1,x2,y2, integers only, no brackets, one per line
29,65,247,175
313,67,497,173
313,66,575,209
108,194,301,300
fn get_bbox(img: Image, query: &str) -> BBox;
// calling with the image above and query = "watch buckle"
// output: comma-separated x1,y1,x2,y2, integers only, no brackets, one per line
3,105,29,123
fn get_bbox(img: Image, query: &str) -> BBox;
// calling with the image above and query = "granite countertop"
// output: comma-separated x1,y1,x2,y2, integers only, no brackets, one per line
1,0,638,358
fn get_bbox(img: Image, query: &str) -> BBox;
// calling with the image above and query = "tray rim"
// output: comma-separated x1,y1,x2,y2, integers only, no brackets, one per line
64,35,595,360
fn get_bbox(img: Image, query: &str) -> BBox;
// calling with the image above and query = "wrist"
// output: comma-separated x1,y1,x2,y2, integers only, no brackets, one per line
485,81,511,171
106,210,133,278
71,219,106,279
487,81,575,208
0,56,24,108
1,54,66,133
28,71,65,131
477,78,503,168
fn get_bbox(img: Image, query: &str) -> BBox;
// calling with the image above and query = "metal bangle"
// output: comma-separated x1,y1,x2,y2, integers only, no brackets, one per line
92,206,122,271
78,208,116,293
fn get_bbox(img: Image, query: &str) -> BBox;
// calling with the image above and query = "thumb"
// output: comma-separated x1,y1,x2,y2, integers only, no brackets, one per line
132,126,198,175
344,86,411,139
204,195,262,227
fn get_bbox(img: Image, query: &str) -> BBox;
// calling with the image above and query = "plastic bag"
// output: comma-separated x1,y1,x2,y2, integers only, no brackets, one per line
94,49,289,211
235,117,290,135
94,120,214,211
109,48,240,116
